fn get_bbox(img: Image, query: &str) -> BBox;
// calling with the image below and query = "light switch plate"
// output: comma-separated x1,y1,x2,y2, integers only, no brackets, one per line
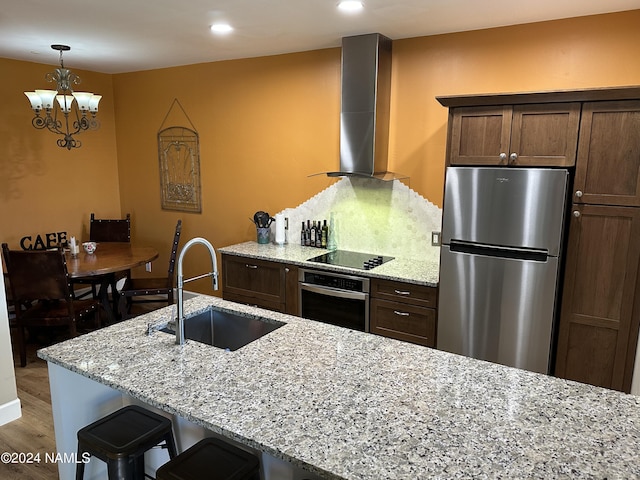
431,231,441,247
145,262,152,272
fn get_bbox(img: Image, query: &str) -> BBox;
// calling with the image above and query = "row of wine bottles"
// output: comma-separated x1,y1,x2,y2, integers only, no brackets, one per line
301,219,328,248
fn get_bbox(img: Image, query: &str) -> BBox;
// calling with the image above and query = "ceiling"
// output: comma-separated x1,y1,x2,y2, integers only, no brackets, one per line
2,0,639,74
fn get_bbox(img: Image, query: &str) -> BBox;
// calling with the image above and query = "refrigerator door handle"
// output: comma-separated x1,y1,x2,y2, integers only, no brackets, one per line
449,239,549,261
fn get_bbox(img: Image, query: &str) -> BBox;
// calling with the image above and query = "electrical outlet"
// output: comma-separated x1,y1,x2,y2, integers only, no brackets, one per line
145,262,152,272
431,231,441,247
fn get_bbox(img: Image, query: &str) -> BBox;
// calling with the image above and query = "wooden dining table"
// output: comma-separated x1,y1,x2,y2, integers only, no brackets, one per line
65,242,159,323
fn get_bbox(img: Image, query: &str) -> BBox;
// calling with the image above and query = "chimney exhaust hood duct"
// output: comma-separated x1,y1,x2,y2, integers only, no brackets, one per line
326,33,407,181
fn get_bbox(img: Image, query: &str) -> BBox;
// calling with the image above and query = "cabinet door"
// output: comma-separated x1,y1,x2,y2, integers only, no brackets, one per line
222,255,285,309
555,205,640,392
370,298,436,347
509,103,580,166
574,100,640,206
448,106,512,165
283,264,298,316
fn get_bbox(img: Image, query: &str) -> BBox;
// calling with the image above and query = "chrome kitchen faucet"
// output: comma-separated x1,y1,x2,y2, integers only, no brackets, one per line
175,237,218,345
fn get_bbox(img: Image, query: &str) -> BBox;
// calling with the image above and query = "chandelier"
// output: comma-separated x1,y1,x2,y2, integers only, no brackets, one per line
24,45,101,150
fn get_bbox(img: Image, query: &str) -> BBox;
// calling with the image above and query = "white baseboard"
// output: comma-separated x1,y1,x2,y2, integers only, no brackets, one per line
0,398,22,426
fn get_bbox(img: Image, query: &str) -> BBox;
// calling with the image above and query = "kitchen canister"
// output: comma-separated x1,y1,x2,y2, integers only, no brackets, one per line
256,227,270,244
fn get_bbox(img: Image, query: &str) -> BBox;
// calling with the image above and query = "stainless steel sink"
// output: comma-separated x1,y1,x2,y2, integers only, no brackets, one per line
161,307,284,351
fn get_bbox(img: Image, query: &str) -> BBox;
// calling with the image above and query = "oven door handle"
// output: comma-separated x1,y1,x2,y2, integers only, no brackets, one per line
299,282,368,301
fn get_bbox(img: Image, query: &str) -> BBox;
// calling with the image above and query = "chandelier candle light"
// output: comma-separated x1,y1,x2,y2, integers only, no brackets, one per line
24,44,101,150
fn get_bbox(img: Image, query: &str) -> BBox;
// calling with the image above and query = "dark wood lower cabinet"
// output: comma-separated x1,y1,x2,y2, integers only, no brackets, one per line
370,279,437,347
370,298,436,347
555,204,640,392
221,254,298,315
222,254,439,348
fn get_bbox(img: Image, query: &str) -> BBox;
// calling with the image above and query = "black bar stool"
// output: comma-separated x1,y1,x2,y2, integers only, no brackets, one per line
76,405,177,480
156,437,260,480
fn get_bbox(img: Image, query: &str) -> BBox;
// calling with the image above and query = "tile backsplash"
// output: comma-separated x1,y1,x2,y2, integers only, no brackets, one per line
278,177,442,261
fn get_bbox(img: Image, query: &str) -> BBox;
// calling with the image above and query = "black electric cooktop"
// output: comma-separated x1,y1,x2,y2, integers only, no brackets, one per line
307,250,395,271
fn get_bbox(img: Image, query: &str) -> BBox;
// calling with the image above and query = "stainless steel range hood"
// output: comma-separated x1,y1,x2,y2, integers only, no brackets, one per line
325,33,406,181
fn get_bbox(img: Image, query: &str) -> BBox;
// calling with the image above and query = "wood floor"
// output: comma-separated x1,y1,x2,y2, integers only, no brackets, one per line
0,341,58,480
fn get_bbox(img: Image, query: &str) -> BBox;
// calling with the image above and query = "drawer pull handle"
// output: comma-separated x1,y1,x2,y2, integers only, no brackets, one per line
245,264,258,269
393,310,410,316
394,290,411,295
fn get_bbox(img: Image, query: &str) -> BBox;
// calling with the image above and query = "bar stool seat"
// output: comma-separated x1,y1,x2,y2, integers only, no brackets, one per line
156,437,260,480
76,405,177,480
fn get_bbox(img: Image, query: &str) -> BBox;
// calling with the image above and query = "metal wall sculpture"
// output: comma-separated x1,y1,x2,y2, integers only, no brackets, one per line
158,99,201,213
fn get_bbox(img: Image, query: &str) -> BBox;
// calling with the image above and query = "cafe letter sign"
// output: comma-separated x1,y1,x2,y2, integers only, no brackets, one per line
20,231,67,250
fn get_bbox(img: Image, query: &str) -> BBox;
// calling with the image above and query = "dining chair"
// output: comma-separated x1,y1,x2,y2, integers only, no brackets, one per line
118,220,182,319
89,212,131,242
3,272,16,326
73,212,132,302
2,243,101,367
3,271,33,327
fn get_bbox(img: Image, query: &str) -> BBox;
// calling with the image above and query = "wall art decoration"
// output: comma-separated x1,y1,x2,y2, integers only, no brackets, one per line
158,99,201,213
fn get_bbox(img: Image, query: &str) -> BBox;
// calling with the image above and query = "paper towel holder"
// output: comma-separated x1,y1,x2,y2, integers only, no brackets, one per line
274,214,288,245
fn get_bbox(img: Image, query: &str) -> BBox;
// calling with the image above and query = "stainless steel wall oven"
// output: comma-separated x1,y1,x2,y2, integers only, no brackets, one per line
298,268,370,332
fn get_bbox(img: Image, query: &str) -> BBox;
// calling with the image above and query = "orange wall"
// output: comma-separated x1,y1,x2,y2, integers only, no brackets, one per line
113,49,338,244
2,10,640,292
112,49,339,286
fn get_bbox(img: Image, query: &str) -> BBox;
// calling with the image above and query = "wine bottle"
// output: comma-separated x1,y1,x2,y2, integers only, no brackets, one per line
310,220,317,246
321,220,328,248
300,222,305,246
305,220,311,246
315,220,322,247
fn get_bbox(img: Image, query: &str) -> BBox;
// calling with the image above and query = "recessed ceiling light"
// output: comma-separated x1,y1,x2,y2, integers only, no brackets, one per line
210,23,233,34
337,0,364,12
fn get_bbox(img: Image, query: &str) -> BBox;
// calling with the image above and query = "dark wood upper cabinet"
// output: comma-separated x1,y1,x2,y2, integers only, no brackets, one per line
510,103,581,166
573,100,640,207
448,106,512,165
447,103,580,167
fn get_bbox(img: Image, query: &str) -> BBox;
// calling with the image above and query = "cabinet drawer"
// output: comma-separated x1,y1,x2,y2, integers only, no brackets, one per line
222,291,284,313
371,279,437,308
370,298,436,347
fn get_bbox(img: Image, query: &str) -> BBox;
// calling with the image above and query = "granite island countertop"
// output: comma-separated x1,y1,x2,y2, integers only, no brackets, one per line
39,296,640,479
219,241,440,287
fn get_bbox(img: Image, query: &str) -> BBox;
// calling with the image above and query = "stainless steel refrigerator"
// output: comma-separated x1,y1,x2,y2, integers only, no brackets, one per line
437,167,569,374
